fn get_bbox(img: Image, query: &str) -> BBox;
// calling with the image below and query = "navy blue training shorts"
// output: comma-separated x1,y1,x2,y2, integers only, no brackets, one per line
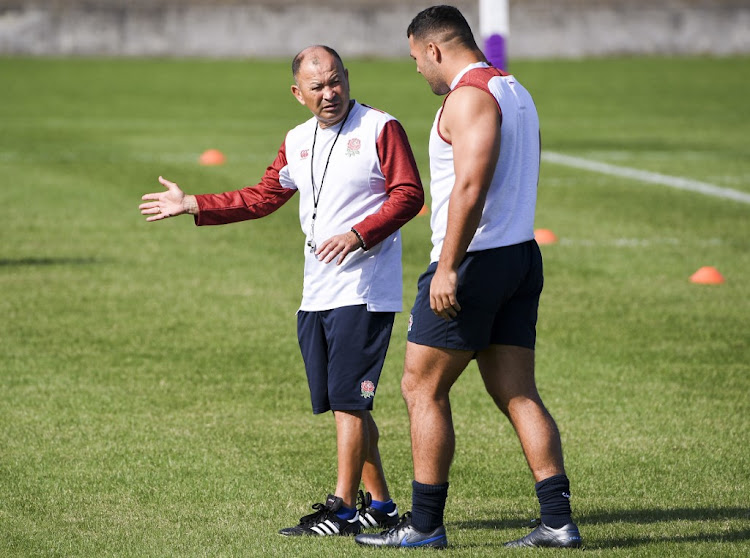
297,304,395,415
407,240,543,352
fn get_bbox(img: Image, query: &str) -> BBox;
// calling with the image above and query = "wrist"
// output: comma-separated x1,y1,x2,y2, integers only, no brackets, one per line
351,228,366,250
436,259,460,276
182,195,198,215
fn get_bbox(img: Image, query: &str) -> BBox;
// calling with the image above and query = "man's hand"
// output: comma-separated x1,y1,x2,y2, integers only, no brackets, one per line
139,176,196,221
316,230,363,265
430,266,461,321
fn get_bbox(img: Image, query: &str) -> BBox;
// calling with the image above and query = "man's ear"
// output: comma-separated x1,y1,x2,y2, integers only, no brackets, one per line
291,84,305,105
427,42,442,63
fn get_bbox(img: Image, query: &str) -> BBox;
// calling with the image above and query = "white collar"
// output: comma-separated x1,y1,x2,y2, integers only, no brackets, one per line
450,62,491,90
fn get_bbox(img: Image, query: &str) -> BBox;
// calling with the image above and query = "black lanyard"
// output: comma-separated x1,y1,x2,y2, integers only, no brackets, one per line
307,101,353,252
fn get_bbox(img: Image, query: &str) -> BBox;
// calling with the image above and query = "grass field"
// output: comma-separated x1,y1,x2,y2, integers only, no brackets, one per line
1,55,748,557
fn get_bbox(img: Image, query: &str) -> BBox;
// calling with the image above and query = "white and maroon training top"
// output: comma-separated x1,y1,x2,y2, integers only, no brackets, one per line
194,101,423,312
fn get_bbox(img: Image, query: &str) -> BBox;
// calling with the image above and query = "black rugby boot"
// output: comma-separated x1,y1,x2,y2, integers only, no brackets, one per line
279,494,361,537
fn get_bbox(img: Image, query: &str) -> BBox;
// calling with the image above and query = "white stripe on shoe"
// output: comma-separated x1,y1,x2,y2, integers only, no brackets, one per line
310,514,359,536
311,520,339,535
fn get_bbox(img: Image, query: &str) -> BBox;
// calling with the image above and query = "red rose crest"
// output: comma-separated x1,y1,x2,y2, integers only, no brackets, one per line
360,380,375,399
300,149,309,159
346,138,361,157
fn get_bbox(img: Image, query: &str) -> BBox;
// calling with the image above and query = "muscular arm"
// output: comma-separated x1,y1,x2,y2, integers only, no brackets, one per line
431,86,501,319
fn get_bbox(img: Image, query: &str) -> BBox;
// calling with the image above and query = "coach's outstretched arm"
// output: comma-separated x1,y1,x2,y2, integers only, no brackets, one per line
139,176,198,221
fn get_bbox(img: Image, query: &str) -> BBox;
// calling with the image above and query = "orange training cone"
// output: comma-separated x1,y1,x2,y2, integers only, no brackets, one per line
199,149,226,166
534,228,558,245
690,266,725,284
418,204,429,216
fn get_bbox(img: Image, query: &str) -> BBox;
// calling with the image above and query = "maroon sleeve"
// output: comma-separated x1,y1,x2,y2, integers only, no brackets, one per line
351,119,424,249
194,140,297,226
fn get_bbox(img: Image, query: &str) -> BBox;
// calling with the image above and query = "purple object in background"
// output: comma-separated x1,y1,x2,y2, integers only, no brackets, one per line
485,33,507,71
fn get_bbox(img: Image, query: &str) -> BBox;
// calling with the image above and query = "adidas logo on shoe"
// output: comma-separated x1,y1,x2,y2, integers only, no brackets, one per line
279,494,361,537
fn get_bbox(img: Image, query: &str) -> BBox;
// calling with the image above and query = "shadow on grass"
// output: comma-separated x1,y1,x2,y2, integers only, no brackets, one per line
0,257,101,267
581,507,750,524
598,529,750,549
451,507,750,549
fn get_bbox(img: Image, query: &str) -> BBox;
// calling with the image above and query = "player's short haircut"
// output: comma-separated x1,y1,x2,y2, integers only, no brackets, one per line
406,5,478,50
292,45,345,81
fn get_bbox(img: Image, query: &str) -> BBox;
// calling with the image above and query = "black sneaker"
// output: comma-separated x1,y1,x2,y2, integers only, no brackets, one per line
504,520,582,548
357,491,400,529
278,494,361,537
354,512,448,548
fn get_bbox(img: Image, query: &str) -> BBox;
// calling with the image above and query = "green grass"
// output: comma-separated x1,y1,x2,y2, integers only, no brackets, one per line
1,56,748,557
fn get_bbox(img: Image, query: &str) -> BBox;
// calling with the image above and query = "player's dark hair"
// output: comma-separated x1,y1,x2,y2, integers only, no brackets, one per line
406,5,478,50
292,45,344,79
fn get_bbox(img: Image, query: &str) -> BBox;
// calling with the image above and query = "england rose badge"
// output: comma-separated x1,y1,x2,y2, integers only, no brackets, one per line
346,138,361,157
360,380,375,398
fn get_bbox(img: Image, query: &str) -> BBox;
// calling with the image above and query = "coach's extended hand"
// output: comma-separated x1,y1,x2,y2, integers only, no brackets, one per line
140,176,197,221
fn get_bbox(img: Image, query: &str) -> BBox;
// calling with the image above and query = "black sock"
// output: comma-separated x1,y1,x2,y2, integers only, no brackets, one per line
410,480,449,532
536,474,573,529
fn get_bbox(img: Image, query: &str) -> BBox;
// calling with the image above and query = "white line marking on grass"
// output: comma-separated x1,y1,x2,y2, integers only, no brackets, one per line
542,151,750,204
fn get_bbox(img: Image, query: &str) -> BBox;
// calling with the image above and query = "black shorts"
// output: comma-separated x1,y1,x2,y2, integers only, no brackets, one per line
297,305,395,414
407,240,543,352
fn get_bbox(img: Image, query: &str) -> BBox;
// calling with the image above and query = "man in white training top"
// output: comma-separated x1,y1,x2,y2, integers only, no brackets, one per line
139,45,423,538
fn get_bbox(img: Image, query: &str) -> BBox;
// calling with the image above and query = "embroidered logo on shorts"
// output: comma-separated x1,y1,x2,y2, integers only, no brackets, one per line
408,313,413,332
346,138,361,157
360,380,375,399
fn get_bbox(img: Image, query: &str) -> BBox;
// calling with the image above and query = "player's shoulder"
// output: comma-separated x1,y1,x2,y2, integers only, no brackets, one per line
444,82,499,114
458,66,508,87
349,101,404,141
355,101,398,126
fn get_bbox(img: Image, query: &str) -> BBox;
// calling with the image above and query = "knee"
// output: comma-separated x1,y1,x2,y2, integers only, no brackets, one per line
400,372,416,409
481,379,512,416
483,379,542,419
505,393,550,422
401,367,452,414
490,389,543,418
492,394,511,418
400,364,425,409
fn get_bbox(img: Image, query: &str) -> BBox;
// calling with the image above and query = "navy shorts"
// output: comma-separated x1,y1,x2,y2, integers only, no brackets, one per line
297,305,395,414
407,240,543,352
